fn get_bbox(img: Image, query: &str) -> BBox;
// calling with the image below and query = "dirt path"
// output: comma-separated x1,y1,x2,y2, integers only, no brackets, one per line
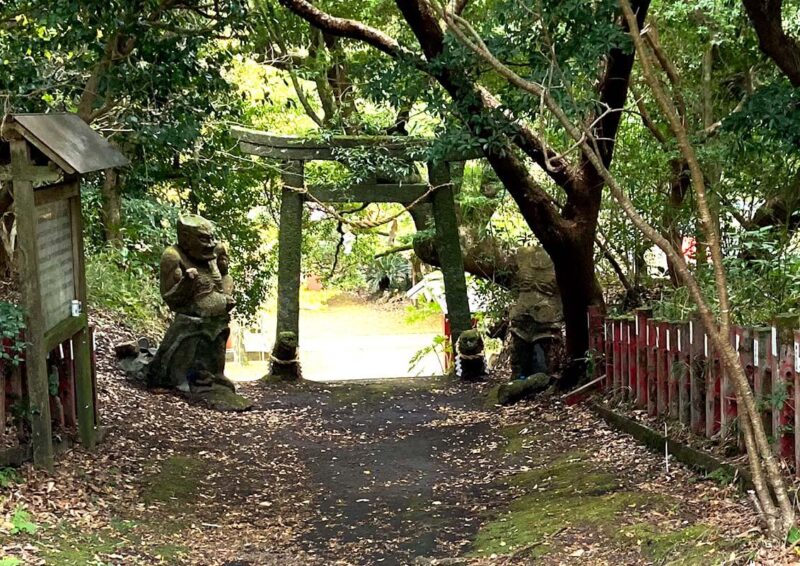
228,292,446,382
0,324,773,565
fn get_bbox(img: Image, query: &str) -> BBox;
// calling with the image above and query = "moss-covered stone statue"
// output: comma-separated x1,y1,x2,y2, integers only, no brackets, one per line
455,329,486,381
146,215,252,411
508,247,564,379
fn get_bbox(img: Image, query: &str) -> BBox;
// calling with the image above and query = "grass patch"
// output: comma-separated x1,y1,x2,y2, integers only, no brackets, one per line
37,521,186,565
327,375,452,405
471,453,672,559
617,523,740,565
484,384,501,409
142,455,207,512
500,424,526,455
0,468,22,488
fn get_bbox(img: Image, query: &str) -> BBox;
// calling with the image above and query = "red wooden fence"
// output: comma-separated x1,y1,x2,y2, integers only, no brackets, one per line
0,329,97,449
588,307,800,474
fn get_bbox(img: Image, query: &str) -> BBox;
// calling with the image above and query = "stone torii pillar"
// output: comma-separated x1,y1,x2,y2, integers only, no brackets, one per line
270,160,304,379
429,161,472,342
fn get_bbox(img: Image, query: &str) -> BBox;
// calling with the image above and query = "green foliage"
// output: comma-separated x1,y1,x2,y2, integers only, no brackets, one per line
0,558,22,566
409,335,450,376
404,299,442,325
0,467,21,488
10,508,37,535
86,249,168,337
365,254,411,293
655,228,800,326
0,302,26,367
706,466,736,486
787,526,800,546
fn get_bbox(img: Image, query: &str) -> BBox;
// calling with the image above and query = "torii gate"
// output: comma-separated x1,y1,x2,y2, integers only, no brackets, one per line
232,127,478,379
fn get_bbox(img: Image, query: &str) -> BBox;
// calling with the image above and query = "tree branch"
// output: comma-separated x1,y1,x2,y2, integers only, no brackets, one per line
280,0,572,241
742,0,800,87
589,0,651,168
643,25,688,123
278,0,418,62
631,85,668,145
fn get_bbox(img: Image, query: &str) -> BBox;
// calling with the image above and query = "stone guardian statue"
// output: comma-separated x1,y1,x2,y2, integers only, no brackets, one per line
146,215,252,411
508,246,564,379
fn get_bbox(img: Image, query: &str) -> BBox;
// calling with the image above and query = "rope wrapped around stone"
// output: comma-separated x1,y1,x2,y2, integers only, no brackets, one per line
457,351,485,360
270,355,300,365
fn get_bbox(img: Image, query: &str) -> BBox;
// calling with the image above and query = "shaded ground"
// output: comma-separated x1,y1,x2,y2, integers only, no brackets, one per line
0,318,784,565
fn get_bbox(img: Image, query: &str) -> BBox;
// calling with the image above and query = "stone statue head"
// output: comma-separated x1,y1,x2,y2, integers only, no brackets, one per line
457,329,484,355
178,214,217,262
215,243,230,276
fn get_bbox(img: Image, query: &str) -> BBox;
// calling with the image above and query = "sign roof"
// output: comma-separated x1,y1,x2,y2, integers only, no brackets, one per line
11,113,128,174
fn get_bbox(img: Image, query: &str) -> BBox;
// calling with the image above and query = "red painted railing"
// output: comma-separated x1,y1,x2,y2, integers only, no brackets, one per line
587,307,800,474
0,329,97,441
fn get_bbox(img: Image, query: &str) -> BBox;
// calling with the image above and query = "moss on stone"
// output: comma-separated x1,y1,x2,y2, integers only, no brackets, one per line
142,455,206,511
484,385,501,409
198,385,252,412
261,373,286,385
470,452,672,559
497,373,550,405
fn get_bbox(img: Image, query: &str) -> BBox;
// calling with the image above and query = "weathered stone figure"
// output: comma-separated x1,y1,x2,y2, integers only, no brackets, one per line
508,246,564,378
147,215,251,411
455,329,487,381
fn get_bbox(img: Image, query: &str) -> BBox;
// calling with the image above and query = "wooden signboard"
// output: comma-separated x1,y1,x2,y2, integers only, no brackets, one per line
36,199,76,331
4,113,126,469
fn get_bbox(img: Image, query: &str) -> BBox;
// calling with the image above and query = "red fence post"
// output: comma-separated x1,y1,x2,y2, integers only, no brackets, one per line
668,323,680,419
754,327,774,442
612,318,622,397
689,317,705,435
656,320,669,415
60,340,77,428
706,329,722,439
626,316,637,403
737,327,755,451
587,306,605,380
678,322,691,426
774,314,799,465
720,327,740,441
635,308,652,408
620,318,630,401
606,318,613,394
794,329,800,477
647,319,658,417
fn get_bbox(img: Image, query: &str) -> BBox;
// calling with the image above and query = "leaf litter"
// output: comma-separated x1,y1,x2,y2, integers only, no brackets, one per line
0,312,788,564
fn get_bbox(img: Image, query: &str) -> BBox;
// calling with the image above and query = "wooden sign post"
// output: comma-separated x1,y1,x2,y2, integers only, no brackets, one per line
3,113,127,469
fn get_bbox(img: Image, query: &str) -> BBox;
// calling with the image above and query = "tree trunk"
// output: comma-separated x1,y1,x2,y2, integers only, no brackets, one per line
550,230,604,389
661,157,690,286
101,168,123,245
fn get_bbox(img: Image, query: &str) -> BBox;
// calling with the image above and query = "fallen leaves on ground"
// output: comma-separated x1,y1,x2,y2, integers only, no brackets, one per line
0,313,788,564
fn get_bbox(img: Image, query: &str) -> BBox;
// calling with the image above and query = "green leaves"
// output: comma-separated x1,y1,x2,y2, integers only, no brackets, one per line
0,302,26,368
9,507,37,536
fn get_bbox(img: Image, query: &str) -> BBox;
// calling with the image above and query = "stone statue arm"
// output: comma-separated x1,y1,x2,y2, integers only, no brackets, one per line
160,247,196,312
